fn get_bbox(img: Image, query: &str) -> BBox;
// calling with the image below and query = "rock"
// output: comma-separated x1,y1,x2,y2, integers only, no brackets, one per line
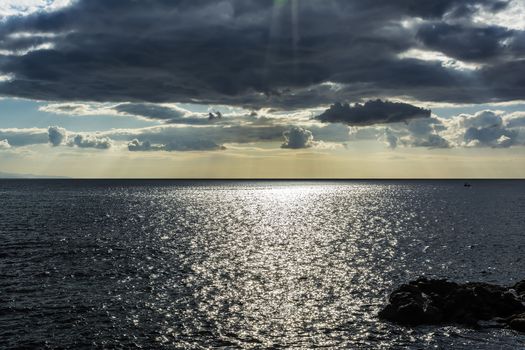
379,277,525,331
508,313,525,332
513,280,525,297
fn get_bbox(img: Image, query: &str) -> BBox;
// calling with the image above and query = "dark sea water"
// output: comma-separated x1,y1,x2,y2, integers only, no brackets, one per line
1,180,525,349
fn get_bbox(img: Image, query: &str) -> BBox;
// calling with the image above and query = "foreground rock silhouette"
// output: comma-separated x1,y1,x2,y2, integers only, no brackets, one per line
379,278,525,332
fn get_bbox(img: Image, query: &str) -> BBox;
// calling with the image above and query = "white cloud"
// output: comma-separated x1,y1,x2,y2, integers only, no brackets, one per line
68,134,112,149
397,49,482,71
0,0,71,18
473,0,525,30
0,139,11,149
0,43,55,56
39,102,122,117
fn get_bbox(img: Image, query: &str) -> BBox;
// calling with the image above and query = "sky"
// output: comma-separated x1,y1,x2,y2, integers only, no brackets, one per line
0,0,525,178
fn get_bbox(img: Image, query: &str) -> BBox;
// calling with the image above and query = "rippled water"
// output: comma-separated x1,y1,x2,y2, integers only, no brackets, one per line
1,180,524,349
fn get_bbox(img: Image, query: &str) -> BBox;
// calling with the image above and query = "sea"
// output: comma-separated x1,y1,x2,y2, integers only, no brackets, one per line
1,180,524,349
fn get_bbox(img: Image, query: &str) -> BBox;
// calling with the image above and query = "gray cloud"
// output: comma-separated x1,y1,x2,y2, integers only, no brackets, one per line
4,106,525,152
0,0,521,110
384,129,398,149
0,139,10,149
68,134,112,149
445,110,519,148
48,126,67,146
127,136,223,152
505,114,525,128
409,133,450,148
316,100,431,126
115,103,186,121
417,23,514,62
464,126,517,147
281,127,314,149
128,139,154,152
48,126,113,149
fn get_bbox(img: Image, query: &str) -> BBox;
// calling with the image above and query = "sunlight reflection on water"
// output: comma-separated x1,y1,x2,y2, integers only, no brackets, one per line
1,181,524,349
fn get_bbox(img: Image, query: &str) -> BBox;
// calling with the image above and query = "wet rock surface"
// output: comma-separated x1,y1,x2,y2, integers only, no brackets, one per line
379,278,525,332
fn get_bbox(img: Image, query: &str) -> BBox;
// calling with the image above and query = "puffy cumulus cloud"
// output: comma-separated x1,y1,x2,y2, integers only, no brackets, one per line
316,100,431,126
47,126,113,149
0,139,11,149
440,110,522,148
281,127,315,149
350,109,525,149
461,110,503,129
0,0,522,110
463,125,516,148
48,126,66,146
128,139,153,152
68,134,112,149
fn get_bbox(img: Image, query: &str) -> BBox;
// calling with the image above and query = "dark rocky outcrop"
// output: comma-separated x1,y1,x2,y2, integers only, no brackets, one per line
379,278,525,332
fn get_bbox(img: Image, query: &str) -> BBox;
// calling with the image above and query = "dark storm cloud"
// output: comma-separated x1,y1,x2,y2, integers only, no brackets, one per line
416,23,518,62
316,100,431,126
0,0,520,110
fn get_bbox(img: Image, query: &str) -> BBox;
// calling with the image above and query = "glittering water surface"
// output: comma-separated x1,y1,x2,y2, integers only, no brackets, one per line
1,180,525,349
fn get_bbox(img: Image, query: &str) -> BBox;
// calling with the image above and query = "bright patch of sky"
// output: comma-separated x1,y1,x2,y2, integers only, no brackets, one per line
397,49,482,71
0,0,71,18
473,0,525,30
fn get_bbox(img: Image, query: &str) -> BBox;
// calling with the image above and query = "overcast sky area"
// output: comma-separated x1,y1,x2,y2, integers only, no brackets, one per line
1,0,525,178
